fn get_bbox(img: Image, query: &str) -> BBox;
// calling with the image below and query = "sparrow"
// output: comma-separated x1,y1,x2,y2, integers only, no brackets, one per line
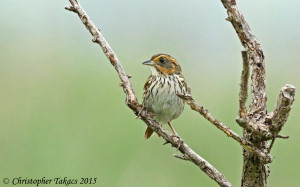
142,54,189,139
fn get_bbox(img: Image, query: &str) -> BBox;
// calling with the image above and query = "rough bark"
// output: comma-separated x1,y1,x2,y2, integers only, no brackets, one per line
220,0,296,186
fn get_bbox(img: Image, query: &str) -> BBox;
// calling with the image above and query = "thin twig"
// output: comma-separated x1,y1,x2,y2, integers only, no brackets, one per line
65,6,76,13
267,138,275,153
177,94,272,164
276,134,289,139
65,1,233,186
238,50,250,120
268,133,290,153
173,154,191,161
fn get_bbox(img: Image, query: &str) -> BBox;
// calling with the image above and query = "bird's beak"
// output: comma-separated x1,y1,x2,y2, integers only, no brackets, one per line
142,60,155,66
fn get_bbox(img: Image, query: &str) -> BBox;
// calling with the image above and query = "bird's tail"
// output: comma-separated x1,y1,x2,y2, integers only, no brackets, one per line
144,127,154,139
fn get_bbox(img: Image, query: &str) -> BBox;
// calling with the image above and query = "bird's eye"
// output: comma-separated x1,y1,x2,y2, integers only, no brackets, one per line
159,57,165,63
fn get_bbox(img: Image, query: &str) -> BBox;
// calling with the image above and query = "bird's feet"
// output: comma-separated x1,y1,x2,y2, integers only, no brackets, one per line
171,134,184,150
136,106,145,119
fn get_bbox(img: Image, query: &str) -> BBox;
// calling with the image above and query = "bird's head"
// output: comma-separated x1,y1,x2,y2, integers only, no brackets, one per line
142,54,181,75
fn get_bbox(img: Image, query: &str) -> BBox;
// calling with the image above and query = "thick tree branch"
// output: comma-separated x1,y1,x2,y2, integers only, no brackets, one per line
221,1,270,186
237,51,272,140
221,0,296,186
177,94,272,164
65,0,233,186
222,0,267,121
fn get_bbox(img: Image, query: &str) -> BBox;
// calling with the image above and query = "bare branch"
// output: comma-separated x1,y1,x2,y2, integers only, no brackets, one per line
267,84,296,133
237,119,273,140
276,134,289,139
66,0,233,186
65,6,76,13
177,94,272,164
220,1,296,186
222,0,267,121
235,50,272,139
173,154,191,161
238,50,250,120
221,0,269,186
266,84,295,152
267,138,275,153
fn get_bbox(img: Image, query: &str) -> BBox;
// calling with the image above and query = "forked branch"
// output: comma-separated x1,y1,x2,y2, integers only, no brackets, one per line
221,0,295,186
177,94,272,164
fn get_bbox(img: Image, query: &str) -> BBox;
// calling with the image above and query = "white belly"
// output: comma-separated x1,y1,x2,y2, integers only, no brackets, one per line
143,74,187,124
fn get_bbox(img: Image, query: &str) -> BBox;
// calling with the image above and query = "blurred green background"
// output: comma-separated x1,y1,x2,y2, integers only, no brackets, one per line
0,0,299,186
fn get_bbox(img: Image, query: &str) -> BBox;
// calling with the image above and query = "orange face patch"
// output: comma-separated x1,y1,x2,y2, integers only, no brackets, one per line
149,54,181,75
155,65,176,75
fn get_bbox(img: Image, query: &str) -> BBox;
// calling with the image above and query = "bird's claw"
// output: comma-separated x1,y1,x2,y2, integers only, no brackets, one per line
136,106,145,119
162,140,171,145
171,134,184,150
